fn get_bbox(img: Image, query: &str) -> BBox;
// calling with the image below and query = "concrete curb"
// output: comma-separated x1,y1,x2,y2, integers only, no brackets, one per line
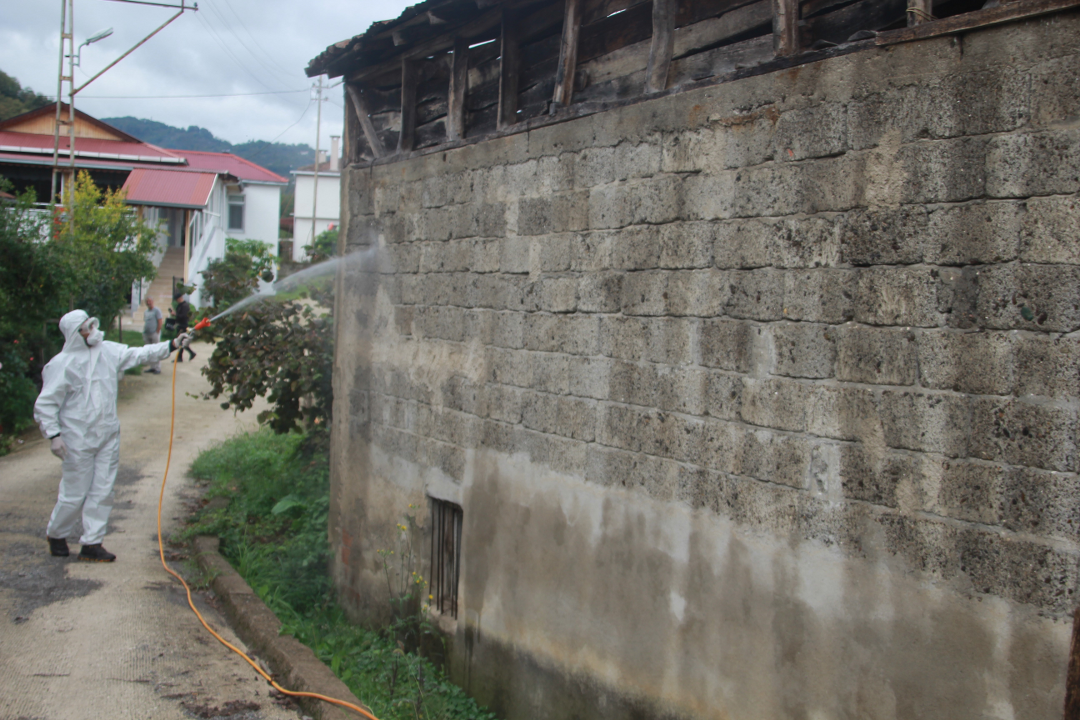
193,536,370,720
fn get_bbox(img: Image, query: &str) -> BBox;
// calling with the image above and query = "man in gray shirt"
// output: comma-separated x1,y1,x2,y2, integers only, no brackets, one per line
143,297,164,374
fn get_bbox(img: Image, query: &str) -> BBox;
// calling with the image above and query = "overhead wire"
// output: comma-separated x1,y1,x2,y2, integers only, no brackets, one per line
200,0,298,89
216,0,297,78
192,7,280,93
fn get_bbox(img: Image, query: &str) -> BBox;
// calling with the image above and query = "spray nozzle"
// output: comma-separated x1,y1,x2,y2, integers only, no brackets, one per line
193,318,212,332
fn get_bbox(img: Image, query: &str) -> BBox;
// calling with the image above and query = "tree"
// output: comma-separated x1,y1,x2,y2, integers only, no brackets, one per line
201,290,333,443
201,237,276,311
0,71,51,122
308,226,339,264
56,171,158,331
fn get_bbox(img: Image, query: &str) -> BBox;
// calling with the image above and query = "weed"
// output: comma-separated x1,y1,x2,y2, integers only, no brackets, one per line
186,429,496,720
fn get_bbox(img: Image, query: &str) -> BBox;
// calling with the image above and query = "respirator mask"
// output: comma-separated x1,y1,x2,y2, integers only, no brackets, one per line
80,317,104,347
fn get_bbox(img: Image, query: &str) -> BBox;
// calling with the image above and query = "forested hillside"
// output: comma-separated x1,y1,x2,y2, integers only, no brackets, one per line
0,72,50,121
105,116,314,180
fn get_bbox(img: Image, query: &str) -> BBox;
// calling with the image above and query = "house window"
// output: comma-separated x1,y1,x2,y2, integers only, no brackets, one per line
429,498,462,618
228,194,244,230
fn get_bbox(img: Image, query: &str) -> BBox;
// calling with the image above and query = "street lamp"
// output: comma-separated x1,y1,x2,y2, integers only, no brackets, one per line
73,27,114,66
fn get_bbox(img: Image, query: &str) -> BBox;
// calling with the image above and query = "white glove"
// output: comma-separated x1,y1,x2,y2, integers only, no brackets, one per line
172,333,192,350
50,436,67,460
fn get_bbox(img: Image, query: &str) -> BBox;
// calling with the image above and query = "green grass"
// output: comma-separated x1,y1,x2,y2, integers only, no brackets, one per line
185,430,496,720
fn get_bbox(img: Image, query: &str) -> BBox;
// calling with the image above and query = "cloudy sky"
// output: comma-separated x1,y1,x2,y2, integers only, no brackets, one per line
1,0,413,147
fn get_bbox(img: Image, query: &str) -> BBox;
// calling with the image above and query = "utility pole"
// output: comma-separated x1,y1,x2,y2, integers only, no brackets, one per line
50,0,196,218
310,76,323,256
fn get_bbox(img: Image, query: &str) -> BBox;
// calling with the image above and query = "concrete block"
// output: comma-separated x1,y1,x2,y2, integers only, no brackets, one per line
836,324,918,385
583,444,639,488
568,356,612,400
987,131,1080,198
441,376,482,415
419,436,467,480
879,390,970,457
697,419,745,474
530,352,571,394
840,206,928,266
534,154,576,195
740,377,812,432
413,305,466,342
612,140,663,180
774,103,848,161
659,221,714,269
1029,56,1080,128
608,360,658,408
838,444,919,508
394,306,414,336
731,158,863,218
958,263,1080,333
421,176,451,208
486,346,532,388
781,269,856,324
609,225,662,271
854,266,949,327
620,270,668,316
600,316,694,365
1021,195,1080,264
969,396,1076,472
500,235,531,274
699,319,754,372
588,176,683,229
524,314,599,355
518,193,589,236
683,172,736,221
928,202,1025,267
772,322,837,379
714,219,771,270
704,372,743,422
420,240,469,273
573,145,617,187
1001,467,1080,541
739,428,811,489
534,234,573,273
1014,333,1080,399
570,232,614,271
917,330,1015,395
807,385,879,442
666,268,727,317
723,268,785,321
577,272,624,313
382,243,422,274
483,384,524,424
468,239,502,274
536,277,579,313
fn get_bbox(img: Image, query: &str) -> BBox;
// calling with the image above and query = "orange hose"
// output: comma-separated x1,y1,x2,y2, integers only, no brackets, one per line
158,349,379,720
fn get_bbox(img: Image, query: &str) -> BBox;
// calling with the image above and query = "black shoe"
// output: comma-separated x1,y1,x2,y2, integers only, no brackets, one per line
78,544,116,562
148,368,161,374
189,351,196,360
48,537,69,557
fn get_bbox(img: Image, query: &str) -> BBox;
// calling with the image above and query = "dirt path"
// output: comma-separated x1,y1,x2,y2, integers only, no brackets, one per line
0,342,305,720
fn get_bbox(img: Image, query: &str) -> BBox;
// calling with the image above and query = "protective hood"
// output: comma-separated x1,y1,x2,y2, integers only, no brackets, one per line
59,310,92,353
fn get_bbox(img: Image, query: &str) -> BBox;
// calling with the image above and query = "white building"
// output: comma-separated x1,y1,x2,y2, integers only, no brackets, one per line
290,135,340,261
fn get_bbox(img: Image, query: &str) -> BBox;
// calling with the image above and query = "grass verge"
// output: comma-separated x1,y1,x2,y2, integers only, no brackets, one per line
184,429,496,720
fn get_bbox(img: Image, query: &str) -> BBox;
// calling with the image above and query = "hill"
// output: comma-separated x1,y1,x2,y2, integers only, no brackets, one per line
0,71,51,122
104,116,315,181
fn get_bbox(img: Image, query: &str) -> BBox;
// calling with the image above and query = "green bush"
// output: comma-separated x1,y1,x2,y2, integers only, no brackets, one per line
186,430,496,720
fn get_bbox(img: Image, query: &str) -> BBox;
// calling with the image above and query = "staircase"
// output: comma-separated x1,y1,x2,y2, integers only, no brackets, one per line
133,247,184,327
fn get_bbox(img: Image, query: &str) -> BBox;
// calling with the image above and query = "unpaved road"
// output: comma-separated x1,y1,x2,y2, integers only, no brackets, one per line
0,342,305,720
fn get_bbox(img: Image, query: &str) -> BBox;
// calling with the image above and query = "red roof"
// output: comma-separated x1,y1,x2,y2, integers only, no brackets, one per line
121,168,218,209
176,149,287,184
0,129,184,164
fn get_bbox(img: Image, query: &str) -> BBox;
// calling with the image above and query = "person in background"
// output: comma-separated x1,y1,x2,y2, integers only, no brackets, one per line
34,310,191,562
173,293,196,363
142,296,164,374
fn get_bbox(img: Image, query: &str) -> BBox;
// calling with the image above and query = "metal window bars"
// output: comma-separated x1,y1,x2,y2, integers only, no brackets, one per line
429,498,462,619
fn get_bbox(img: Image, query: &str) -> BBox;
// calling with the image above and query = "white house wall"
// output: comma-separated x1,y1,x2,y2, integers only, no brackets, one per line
228,183,281,254
292,171,340,260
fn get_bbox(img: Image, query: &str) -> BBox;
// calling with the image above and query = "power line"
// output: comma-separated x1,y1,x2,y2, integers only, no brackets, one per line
77,89,307,99
192,9,279,93
217,0,297,79
201,0,297,90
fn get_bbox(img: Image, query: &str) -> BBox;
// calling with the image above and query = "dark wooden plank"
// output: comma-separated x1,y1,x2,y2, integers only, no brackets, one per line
447,36,468,141
468,103,499,136
1067,606,1080,720
467,76,501,111
552,0,583,106
669,32,774,84
876,0,1080,43
578,1,654,64
675,0,763,27
674,0,772,57
345,82,387,159
802,0,906,45
416,117,448,149
583,0,649,25
521,53,561,92
398,58,419,153
773,0,800,55
801,0,861,19
516,0,568,43
521,29,564,66
646,0,678,92
416,95,450,126
498,9,521,129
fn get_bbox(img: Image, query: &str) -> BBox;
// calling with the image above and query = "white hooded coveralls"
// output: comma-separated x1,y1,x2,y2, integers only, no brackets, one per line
34,310,174,545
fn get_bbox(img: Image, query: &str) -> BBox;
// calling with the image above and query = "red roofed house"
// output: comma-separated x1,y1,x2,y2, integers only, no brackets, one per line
0,103,287,311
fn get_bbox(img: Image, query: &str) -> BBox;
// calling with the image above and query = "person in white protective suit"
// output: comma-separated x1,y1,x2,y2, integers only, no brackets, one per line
34,309,191,562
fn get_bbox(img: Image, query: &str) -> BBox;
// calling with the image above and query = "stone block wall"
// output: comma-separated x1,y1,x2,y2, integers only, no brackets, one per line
332,12,1080,720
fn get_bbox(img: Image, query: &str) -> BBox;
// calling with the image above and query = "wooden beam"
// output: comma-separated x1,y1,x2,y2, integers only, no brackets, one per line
879,0,1080,43
772,0,800,56
346,82,387,158
552,0,583,108
645,0,677,93
447,36,469,140
497,9,520,130
398,58,419,153
907,0,933,25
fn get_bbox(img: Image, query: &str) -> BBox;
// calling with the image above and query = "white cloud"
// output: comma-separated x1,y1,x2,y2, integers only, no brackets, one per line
2,0,412,147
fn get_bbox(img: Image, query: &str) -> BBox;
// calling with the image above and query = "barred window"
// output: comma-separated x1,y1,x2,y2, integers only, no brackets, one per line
429,498,462,618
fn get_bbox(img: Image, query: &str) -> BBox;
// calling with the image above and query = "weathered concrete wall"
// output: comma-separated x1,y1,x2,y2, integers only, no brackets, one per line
331,11,1080,720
